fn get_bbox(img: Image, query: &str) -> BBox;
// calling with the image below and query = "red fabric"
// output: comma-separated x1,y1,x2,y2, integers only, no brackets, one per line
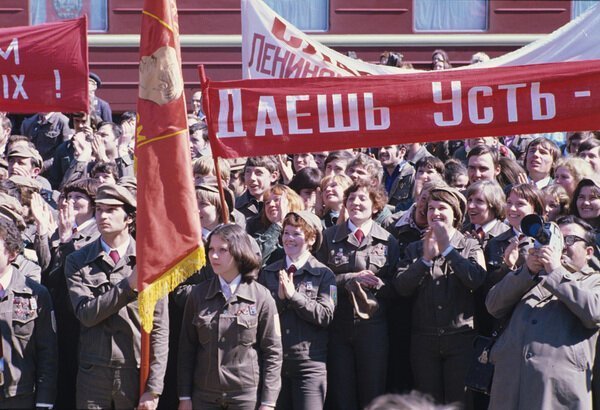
136,0,202,289
203,60,600,158
0,17,87,113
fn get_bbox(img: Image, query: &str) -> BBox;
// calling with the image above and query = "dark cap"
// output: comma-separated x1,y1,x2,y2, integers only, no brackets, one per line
89,72,102,87
288,210,323,250
7,144,43,166
96,183,136,208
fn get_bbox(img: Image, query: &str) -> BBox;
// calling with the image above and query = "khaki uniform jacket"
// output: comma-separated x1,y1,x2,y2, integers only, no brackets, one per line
486,265,600,410
316,222,400,323
65,237,169,395
178,276,282,404
395,230,486,334
0,268,57,403
259,255,336,361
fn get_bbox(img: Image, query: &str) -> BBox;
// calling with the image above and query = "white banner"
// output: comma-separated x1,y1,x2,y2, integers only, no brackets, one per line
241,0,412,79
242,0,600,78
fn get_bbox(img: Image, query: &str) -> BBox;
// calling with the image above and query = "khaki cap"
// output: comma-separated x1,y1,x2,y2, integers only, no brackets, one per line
7,144,43,165
96,183,137,208
9,175,42,191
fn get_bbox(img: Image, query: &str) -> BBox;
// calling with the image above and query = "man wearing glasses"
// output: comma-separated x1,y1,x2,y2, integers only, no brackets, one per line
485,215,600,410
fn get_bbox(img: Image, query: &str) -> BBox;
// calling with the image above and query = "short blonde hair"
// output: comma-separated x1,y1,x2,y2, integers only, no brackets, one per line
193,156,230,182
555,157,594,185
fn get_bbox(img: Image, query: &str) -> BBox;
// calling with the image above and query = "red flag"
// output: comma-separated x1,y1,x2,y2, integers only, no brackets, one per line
0,17,87,113
136,0,204,332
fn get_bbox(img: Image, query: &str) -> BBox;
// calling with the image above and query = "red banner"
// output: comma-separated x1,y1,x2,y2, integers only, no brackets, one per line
0,17,87,113
203,60,600,158
136,0,204,332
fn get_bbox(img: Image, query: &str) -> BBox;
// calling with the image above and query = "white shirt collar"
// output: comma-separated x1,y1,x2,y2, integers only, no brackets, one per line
286,251,311,271
218,274,242,299
74,217,95,233
477,219,498,234
0,266,13,290
534,176,552,189
348,218,373,237
100,237,131,259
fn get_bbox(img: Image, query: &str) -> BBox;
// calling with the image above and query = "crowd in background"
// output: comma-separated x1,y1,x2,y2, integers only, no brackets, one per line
0,51,598,410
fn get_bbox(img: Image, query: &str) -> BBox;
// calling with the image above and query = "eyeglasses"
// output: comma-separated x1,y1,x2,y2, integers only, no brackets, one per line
564,234,589,247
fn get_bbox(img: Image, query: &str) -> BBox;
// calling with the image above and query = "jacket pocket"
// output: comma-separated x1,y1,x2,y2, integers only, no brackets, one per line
236,315,258,345
192,314,212,345
12,296,38,340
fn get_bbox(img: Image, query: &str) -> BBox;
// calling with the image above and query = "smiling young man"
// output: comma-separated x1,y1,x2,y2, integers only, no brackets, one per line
65,183,168,410
466,145,501,185
235,156,280,221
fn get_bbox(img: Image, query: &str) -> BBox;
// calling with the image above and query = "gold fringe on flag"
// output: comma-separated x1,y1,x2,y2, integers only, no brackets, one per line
138,246,205,332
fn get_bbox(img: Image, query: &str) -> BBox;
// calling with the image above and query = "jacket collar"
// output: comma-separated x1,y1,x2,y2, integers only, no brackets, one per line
206,275,256,304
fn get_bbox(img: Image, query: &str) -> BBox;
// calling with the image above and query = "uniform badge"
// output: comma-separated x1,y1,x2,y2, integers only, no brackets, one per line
333,248,349,265
30,297,37,311
371,243,386,257
248,305,257,316
330,285,338,306
306,281,313,291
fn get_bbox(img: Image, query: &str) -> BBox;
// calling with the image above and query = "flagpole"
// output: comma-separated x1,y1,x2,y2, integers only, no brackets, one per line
140,330,150,398
199,64,230,224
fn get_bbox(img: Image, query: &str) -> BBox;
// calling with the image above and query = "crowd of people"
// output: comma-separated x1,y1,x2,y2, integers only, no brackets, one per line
0,64,598,410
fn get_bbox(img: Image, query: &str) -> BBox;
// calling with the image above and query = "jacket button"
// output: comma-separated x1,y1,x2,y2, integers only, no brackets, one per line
437,305,443,310
435,280,440,286
531,319,537,325
285,329,290,334
220,337,225,342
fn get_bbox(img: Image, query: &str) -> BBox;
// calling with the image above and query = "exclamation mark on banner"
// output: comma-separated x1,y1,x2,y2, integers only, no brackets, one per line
54,69,61,98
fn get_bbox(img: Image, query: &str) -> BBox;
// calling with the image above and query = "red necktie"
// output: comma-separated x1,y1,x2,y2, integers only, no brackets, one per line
354,229,364,244
476,227,485,242
109,250,120,264
287,264,297,274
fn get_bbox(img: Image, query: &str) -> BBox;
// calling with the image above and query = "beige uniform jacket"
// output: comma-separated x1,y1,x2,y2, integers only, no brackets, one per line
487,265,600,410
65,237,169,395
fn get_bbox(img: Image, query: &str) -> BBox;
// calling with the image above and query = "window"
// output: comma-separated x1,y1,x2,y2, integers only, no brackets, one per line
414,0,488,31
264,0,329,31
30,0,108,32
572,0,598,19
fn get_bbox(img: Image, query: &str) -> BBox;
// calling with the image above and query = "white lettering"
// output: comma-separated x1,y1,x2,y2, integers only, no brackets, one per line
364,92,390,131
0,38,19,65
498,83,526,123
255,96,283,136
468,86,493,124
433,81,462,127
11,75,26,99
286,95,312,134
216,89,246,138
317,93,359,133
530,82,556,120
